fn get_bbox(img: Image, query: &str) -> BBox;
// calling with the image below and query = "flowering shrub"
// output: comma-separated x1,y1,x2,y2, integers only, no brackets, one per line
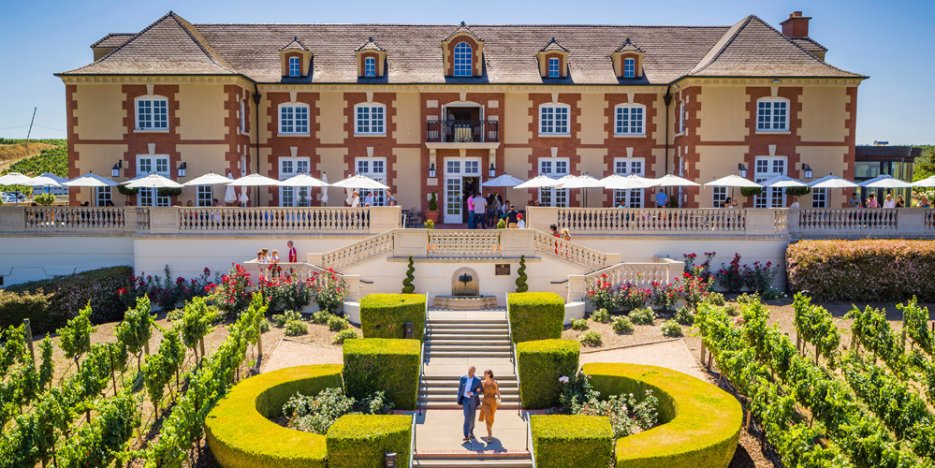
558,373,659,438
683,251,716,281
742,260,780,298
586,274,616,312
715,253,745,292
585,276,650,314
614,284,651,313
309,269,348,314
125,266,218,310
258,275,311,315
209,264,254,317
681,272,712,309
650,280,682,312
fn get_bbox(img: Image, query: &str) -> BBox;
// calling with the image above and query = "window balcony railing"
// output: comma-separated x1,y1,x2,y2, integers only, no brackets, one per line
426,119,499,143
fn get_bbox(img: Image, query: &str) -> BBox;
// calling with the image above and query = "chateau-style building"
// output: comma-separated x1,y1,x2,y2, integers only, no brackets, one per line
59,11,864,222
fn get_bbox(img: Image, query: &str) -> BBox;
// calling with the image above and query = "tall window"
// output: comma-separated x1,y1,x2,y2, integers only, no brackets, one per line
678,101,686,134
453,42,473,77
279,157,311,207
712,186,728,207
615,104,645,135
136,97,168,131
196,185,213,207
355,104,385,135
613,158,645,208
364,57,377,78
623,58,636,78
288,56,301,77
137,155,170,207
547,57,560,78
538,158,569,207
754,156,787,208
239,100,247,134
756,98,789,132
95,187,112,207
811,188,827,208
279,104,309,135
356,158,387,206
539,104,570,135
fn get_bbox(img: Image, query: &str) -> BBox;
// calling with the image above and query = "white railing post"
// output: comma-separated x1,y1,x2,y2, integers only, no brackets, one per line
897,208,926,237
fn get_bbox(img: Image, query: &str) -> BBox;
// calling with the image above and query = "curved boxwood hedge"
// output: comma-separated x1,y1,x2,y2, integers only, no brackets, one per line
326,414,413,468
531,414,613,468
343,338,421,410
360,294,426,340
205,364,344,468
507,292,564,343
581,363,741,468
517,339,579,409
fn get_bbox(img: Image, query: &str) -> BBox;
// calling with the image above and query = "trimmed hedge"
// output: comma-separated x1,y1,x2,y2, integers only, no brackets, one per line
6,266,133,332
582,363,741,468
343,338,421,410
205,364,344,468
0,289,52,332
507,292,564,343
326,414,412,468
360,294,426,340
787,239,935,301
517,339,580,409
531,414,613,468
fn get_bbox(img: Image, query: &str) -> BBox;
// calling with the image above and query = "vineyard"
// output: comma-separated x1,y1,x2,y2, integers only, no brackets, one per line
0,139,67,176
0,290,266,468
697,293,935,467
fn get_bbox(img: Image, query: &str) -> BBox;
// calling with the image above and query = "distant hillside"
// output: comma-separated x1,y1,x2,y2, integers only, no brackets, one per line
1,139,67,177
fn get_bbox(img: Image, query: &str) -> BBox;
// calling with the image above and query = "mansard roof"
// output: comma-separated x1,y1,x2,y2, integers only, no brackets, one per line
279,36,310,52
355,37,385,52
614,38,644,54
61,12,865,83
540,37,569,53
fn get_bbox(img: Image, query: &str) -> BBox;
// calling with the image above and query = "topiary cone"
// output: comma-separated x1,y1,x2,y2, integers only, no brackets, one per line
515,255,529,293
401,256,415,294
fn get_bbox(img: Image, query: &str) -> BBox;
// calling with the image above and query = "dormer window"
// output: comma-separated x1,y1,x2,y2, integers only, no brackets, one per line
356,37,387,79
623,58,636,79
288,57,301,77
442,23,484,78
612,38,645,79
136,96,168,131
547,58,560,78
364,57,376,77
453,42,473,77
279,37,312,79
537,37,570,79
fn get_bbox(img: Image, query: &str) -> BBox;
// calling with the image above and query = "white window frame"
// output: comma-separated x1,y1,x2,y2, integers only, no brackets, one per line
135,96,169,131
623,57,636,79
364,57,377,78
614,104,645,136
355,103,386,135
756,98,790,133
712,186,728,208
547,57,560,78
612,157,646,208
811,188,827,208
239,99,247,135
539,103,570,136
196,185,213,207
678,101,686,134
355,157,388,206
278,157,312,207
754,156,788,208
288,56,301,77
278,103,310,135
136,154,171,207
538,157,570,207
453,42,473,77
95,186,112,207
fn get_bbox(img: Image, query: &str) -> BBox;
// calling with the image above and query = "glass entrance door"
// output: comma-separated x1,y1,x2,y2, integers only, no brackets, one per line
443,157,482,224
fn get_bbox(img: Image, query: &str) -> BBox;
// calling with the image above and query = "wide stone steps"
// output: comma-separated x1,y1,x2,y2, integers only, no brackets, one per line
413,455,533,468
427,340,512,347
427,345,513,352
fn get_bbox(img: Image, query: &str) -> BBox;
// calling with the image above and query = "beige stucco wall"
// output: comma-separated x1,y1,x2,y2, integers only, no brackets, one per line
577,148,607,207
175,144,228,205
695,145,747,207
503,147,532,207
798,145,850,207
74,84,125,140
503,92,531,145
578,93,605,145
73,143,129,204
697,86,747,142
393,147,421,210
177,84,227,140
0,235,135,285
394,91,420,144
799,87,848,142
317,91,346,145
316,147,349,206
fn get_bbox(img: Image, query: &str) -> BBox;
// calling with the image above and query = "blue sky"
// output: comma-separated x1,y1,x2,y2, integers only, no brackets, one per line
0,0,932,144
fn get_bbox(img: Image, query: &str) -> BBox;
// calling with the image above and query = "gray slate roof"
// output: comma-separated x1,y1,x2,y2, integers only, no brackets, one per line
62,12,864,83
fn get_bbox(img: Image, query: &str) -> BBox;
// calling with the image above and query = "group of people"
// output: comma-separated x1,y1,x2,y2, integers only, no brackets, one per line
253,240,299,276
349,190,396,208
458,366,501,442
845,192,927,209
465,192,527,229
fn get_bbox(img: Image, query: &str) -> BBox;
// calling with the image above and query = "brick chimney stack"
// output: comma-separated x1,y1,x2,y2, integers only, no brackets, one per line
780,11,811,38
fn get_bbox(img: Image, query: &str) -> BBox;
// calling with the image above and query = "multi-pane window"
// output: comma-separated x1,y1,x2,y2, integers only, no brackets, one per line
288,56,301,77
356,157,387,206
279,157,311,207
615,104,645,135
197,185,213,207
538,158,569,207
136,97,168,131
547,57,560,78
678,101,686,134
623,58,636,78
95,187,112,207
613,158,645,208
811,188,827,208
712,186,728,207
754,156,787,208
364,57,377,77
756,99,789,132
279,104,309,134
137,155,170,207
239,100,247,134
539,104,570,135
453,42,473,77
355,104,385,134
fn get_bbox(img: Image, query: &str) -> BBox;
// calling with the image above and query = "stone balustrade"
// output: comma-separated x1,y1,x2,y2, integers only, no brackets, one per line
22,206,133,232
565,257,685,304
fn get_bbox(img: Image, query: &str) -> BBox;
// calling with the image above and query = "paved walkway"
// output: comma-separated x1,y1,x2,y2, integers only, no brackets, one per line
579,339,705,380
262,338,343,372
415,409,530,454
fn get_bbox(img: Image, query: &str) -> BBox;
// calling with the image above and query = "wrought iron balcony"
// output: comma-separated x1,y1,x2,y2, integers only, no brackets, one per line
426,119,499,143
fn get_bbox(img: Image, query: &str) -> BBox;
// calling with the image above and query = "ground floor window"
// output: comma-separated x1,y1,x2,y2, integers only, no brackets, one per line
612,157,645,208
754,156,787,208
356,157,387,206
197,185,213,207
538,157,569,207
95,186,112,206
279,157,311,207
712,186,728,207
136,155,170,207
811,188,827,208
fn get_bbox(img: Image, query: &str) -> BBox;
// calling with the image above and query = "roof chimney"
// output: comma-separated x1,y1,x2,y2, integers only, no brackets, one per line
780,11,811,38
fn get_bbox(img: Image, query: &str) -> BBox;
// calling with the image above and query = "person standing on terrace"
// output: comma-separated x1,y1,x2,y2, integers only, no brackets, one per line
287,240,297,263
655,189,668,208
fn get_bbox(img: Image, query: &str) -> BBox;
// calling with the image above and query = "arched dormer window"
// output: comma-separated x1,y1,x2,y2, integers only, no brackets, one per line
135,95,169,131
278,102,310,135
288,56,301,77
537,37,569,79
355,102,386,135
279,37,312,79
356,37,387,79
612,38,644,79
614,103,646,136
453,42,473,77
756,97,790,132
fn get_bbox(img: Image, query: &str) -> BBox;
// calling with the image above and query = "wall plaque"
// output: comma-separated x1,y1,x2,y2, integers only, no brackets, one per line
495,264,511,276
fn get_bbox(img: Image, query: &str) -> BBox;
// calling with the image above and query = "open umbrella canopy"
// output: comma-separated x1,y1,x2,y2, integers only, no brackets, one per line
514,175,562,189
600,174,658,190
330,174,390,190
704,174,762,188
64,173,118,188
761,175,808,188
124,174,184,189
913,175,935,188
25,175,63,187
808,174,859,189
229,173,281,187
0,172,34,186
484,173,526,187
652,174,699,187
280,173,329,187
183,172,233,186
859,175,913,189
557,174,604,189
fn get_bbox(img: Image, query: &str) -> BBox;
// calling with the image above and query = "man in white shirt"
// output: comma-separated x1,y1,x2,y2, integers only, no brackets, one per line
473,193,488,229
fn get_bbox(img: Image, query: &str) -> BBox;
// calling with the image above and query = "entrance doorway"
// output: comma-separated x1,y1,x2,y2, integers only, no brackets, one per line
443,157,482,224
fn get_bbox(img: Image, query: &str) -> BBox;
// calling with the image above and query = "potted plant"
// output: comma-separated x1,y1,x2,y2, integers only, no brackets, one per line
424,192,440,224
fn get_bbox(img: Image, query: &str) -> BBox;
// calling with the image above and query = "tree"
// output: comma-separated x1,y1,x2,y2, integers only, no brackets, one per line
116,295,155,371
180,296,217,363
402,256,415,293
913,146,935,181
58,303,94,366
515,255,529,293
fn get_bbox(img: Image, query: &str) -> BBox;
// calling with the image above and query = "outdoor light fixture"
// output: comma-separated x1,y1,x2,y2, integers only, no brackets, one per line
738,163,748,178
111,160,123,178
489,163,496,177
803,164,813,179
428,162,436,178
384,452,397,468
177,162,187,178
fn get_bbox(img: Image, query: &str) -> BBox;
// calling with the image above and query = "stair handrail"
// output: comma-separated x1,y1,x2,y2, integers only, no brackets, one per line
410,292,428,468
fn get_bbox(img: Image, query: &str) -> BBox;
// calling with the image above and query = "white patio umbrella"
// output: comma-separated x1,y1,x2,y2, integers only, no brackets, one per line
556,174,603,207
330,174,390,190
280,173,329,187
652,174,699,187
25,175,63,187
229,173,281,187
484,173,526,187
320,172,330,204
704,174,762,188
0,172,34,186
913,175,935,188
183,172,233,186
514,175,562,189
63,173,118,188
859,175,913,189
223,172,238,204
600,174,658,190
761,175,808,188
124,174,184,189
808,174,859,189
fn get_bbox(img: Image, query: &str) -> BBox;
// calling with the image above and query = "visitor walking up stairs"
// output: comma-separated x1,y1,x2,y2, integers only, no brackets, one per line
413,309,533,468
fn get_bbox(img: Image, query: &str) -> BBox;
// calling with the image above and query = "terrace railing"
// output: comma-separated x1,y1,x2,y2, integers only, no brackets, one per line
532,230,608,270
794,208,898,232
176,207,373,233
23,206,130,232
552,207,748,234
427,230,501,257
319,230,396,269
